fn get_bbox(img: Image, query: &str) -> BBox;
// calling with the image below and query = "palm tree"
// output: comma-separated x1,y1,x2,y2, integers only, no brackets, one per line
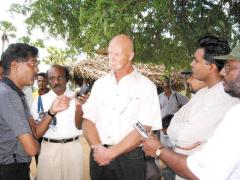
0,21,17,53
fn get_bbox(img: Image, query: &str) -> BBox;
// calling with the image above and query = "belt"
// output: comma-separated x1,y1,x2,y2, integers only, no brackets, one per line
43,136,79,143
103,144,142,151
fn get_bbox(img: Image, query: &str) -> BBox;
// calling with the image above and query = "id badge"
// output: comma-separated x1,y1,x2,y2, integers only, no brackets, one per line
51,116,57,126
36,111,46,123
39,111,46,119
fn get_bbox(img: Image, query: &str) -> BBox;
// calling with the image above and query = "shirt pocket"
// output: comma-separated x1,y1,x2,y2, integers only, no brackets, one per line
96,99,113,123
120,96,140,120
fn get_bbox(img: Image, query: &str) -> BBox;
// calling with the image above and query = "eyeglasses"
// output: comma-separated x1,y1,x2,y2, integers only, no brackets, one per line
26,61,39,68
48,76,66,81
224,64,240,73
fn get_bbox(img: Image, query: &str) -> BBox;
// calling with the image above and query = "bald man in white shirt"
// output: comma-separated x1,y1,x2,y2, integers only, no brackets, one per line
82,34,162,180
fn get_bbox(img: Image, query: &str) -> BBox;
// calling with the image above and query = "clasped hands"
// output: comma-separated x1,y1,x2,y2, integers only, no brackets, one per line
91,144,115,166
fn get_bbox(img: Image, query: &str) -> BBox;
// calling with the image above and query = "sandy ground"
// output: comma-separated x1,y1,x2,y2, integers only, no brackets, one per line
30,135,91,180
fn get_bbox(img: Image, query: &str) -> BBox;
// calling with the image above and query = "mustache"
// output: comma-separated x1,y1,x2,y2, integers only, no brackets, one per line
53,84,62,88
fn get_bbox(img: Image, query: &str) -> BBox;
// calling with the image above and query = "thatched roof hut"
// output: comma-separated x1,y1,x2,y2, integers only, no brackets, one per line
70,55,186,91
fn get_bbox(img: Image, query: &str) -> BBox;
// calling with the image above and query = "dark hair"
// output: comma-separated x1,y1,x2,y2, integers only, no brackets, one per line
37,72,48,79
0,61,2,67
197,36,230,71
162,114,174,129
163,78,171,88
47,64,70,82
1,43,38,75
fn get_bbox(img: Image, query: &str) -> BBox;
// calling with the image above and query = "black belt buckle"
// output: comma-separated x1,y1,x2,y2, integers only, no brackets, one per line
61,139,68,143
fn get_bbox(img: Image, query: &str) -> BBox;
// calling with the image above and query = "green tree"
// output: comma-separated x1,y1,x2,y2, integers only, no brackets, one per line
10,0,240,69
17,36,31,44
17,36,45,48
0,21,17,53
43,46,78,65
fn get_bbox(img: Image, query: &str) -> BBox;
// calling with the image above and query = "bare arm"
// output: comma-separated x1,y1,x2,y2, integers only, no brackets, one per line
160,149,198,180
92,125,151,166
75,105,83,129
110,125,151,157
75,94,89,129
29,114,54,139
176,141,203,150
30,95,71,138
142,136,198,180
17,133,39,156
82,118,102,145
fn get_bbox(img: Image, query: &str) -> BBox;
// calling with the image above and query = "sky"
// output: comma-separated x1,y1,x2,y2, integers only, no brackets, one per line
0,0,67,71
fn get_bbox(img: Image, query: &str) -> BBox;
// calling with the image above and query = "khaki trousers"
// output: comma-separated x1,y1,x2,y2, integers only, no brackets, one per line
37,137,83,180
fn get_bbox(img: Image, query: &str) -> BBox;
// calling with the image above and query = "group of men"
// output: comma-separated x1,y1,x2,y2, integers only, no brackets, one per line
143,38,240,180
0,33,240,180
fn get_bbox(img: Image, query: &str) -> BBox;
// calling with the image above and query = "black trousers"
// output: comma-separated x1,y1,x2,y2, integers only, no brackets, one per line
90,147,146,180
0,163,30,180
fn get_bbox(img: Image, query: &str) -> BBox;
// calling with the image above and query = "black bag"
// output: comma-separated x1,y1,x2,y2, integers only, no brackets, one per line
174,92,182,109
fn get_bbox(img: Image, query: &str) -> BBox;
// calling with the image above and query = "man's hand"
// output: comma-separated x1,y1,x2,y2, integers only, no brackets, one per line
142,135,162,157
50,95,71,113
75,93,90,107
92,144,115,166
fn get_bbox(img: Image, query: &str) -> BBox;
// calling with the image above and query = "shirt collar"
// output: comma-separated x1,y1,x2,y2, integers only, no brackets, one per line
2,77,25,97
109,66,138,80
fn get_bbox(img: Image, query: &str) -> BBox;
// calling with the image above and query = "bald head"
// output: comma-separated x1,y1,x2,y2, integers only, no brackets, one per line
109,34,134,53
108,34,135,72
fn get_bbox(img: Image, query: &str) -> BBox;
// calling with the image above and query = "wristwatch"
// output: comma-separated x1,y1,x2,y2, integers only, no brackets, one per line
47,109,57,117
155,146,164,158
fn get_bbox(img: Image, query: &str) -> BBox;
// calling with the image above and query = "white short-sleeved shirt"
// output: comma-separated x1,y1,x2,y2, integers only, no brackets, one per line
83,69,162,145
32,89,82,139
168,81,239,155
187,104,240,180
159,91,189,118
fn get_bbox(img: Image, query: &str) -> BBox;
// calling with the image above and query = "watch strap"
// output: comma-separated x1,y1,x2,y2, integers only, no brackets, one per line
47,109,56,117
156,146,164,158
